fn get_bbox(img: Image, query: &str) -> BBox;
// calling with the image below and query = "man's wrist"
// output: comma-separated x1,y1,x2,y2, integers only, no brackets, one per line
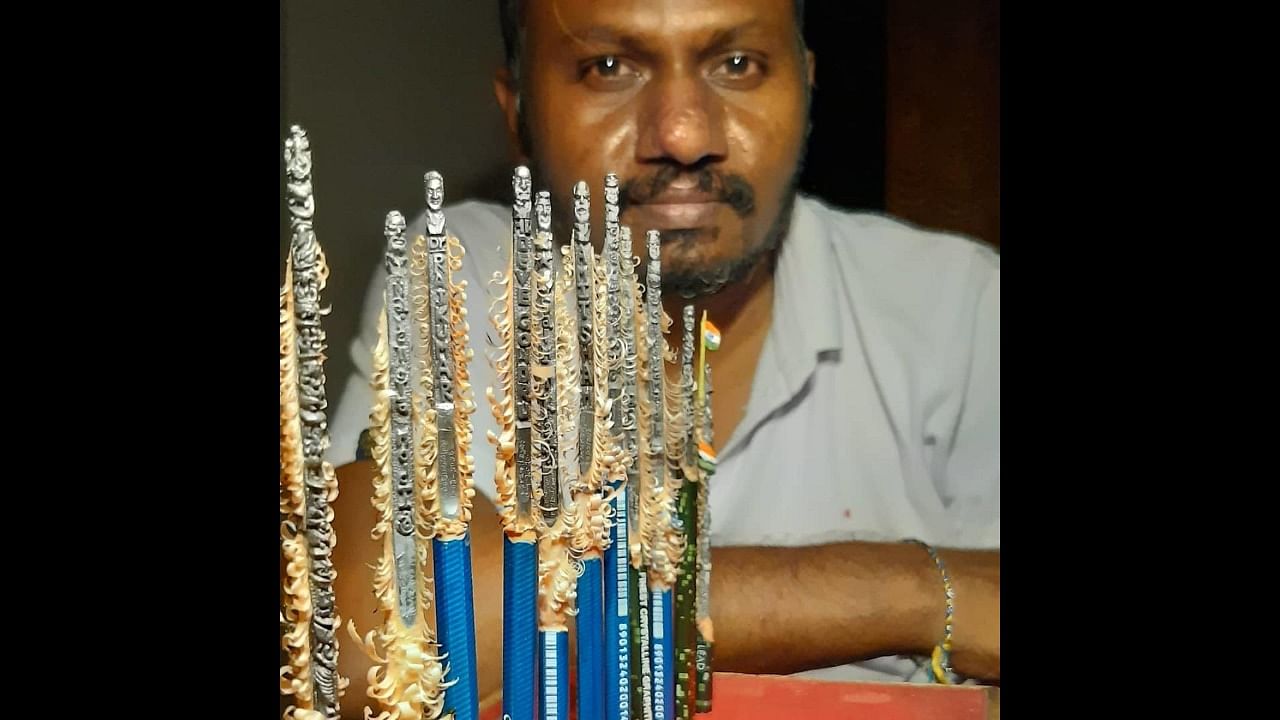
907,540,960,682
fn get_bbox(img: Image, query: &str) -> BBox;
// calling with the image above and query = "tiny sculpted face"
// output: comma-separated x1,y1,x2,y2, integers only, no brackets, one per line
385,210,408,247
425,171,445,211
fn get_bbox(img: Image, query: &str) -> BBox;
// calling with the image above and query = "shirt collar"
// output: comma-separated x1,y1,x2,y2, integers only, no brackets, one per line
719,195,845,458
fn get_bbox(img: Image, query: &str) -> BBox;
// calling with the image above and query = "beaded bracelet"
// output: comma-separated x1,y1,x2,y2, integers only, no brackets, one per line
908,539,957,684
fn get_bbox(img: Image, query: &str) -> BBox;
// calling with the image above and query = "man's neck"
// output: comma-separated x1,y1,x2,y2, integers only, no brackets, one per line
662,252,775,446
662,252,774,342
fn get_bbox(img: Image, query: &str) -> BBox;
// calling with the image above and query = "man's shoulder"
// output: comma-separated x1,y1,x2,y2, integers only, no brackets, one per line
406,198,509,249
794,195,999,359
356,198,508,314
446,198,509,232
799,194,999,277
798,195,998,316
376,199,510,287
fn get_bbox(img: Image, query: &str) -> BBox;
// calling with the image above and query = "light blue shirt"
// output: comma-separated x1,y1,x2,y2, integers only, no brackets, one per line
328,193,999,682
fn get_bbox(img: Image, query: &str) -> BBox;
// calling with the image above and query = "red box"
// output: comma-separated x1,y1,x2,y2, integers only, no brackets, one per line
479,673,1000,719
701,673,999,719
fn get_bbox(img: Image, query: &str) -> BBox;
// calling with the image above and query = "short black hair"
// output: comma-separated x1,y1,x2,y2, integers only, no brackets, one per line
498,0,806,81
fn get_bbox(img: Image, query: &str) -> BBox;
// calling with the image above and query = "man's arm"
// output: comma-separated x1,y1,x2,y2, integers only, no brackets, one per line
325,463,997,720
329,460,506,718
710,542,999,680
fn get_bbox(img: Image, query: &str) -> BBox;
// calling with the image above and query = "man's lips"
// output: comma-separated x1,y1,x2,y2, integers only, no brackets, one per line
624,189,723,229
627,201,722,229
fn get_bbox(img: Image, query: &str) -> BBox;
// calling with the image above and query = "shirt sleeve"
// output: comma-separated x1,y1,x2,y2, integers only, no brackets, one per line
942,260,999,549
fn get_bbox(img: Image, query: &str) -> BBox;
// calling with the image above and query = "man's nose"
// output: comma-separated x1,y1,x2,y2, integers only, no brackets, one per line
635,74,728,167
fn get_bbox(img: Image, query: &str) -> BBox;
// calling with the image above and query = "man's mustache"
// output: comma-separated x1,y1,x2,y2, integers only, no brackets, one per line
618,165,756,218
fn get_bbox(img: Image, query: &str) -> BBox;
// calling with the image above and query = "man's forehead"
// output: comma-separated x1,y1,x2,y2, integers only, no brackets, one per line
527,0,794,45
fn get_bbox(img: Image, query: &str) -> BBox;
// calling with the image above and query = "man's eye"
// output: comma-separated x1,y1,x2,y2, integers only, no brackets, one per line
724,54,750,75
594,56,621,76
579,55,642,90
709,53,766,87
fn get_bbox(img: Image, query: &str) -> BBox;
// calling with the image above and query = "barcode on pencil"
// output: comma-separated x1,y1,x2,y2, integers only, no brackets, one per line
616,500,629,616
653,593,664,639
544,634,558,720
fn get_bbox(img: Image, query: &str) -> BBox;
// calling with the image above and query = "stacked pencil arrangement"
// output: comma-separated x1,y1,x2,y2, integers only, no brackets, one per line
486,166,720,720
279,126,719,720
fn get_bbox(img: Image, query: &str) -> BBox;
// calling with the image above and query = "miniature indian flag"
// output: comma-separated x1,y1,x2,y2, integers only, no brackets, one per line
696,440,717,472
701,319,721,351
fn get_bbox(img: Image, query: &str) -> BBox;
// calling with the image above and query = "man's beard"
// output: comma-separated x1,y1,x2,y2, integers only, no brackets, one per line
520,108,809,300
641,167,802,299
619,152,806,299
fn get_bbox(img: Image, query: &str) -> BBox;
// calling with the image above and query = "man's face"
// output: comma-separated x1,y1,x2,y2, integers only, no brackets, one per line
502,0,812,296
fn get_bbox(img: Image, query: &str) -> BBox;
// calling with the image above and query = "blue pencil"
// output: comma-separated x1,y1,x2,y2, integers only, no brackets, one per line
491,166,539,720
421,170,480,720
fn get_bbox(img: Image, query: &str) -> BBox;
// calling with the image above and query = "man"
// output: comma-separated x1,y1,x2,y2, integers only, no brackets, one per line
325,0,999,708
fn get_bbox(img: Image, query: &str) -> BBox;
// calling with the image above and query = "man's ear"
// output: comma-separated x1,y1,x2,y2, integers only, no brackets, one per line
494,66,527,161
